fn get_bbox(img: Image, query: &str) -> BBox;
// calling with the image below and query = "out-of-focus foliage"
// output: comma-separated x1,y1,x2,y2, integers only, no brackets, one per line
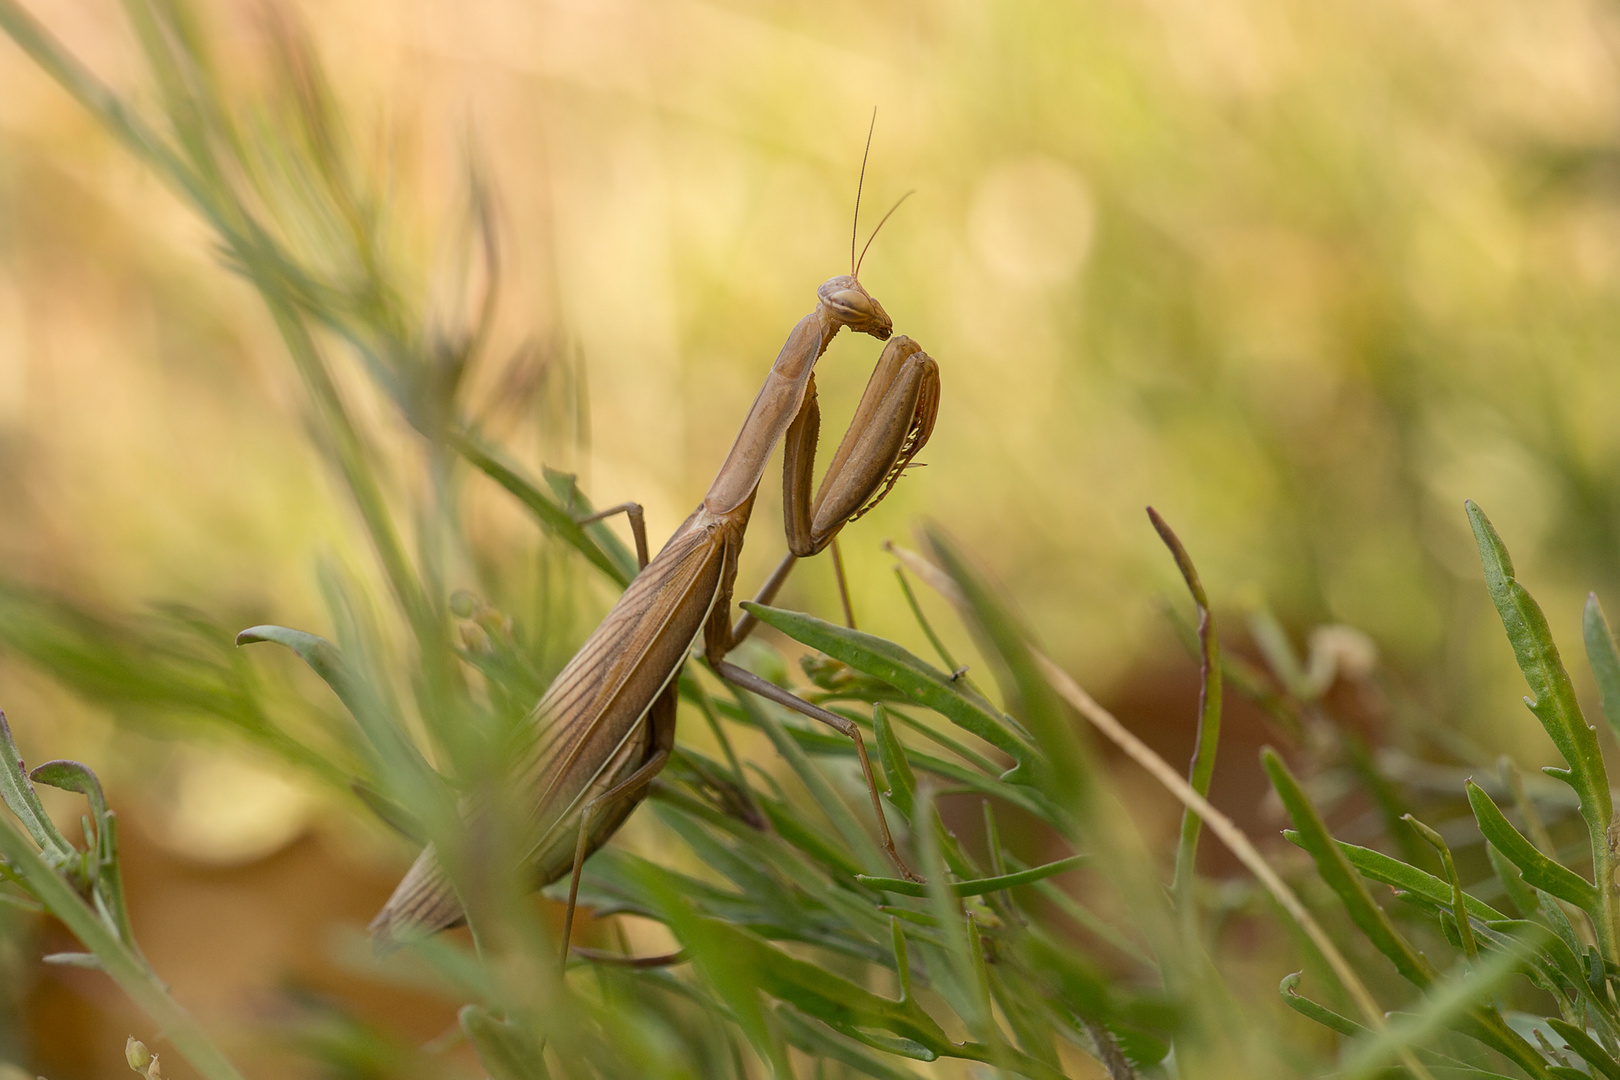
2,0,1620,1077
0,0,1615,737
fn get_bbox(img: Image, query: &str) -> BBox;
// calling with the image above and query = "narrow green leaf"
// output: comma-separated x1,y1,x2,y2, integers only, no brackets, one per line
724,683,887,874
858,854,1088,898
1584,594,1620,745
459,1005,549,1080
235,625,438,797
1465,781,1596,910
0,889,42,912
0,815,247,1080
891,561,967,682
1148,508,1223,900
0,711,75,862
1474,918,1585,999
95,811,137,949
872,704,915,818
742,604,1037,770
450,431,631,588
42,951,102,968
922,528,1087,802
1485,842,1540,919
915,786,984,1032
1281,976,1528,1080
1272,755,1552,1076
890,918,913,1002
1545,1018,1620,1080
1340,931,1547,1080
29,759,108,828
349,779,424,843
1280,832,1507,923
662,907,951,1055
542,467,641,583
1405,815,1478,959
1265,749,1435,987
772,1005,930,1079
984,964,1061,1073
1467,502,1615,956
1020,928,1179,1034
634,864,788,1076
1280,971,1366,1038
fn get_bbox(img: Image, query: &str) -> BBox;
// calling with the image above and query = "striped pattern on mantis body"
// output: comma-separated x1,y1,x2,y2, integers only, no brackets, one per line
371,273,939,947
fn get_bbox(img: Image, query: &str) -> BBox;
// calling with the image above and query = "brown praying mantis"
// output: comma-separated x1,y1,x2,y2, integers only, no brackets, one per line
370,158,940,955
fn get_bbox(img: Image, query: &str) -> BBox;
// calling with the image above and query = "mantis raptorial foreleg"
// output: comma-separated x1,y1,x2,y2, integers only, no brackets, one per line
781,336,939,560
701,333,940,883
724,334,939,649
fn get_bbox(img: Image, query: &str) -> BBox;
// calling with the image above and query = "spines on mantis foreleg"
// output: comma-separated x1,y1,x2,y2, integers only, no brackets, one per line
782,335,940,557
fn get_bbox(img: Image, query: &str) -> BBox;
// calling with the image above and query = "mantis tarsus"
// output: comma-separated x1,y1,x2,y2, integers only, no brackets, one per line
371,164,941,956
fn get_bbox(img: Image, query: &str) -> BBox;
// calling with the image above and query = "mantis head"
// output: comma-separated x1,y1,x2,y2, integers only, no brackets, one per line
818,275,893,340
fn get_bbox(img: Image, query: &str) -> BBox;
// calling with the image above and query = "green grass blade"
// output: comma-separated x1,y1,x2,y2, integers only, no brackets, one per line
1545,1018,1620,1080
1148,509,1223,901
1485,842,1541,918
723,680,888,874
920,528,1085,801
0,712,76,863
0,815,246,1080
771,1005,927,1080
1279,971,1366,1038
1584,594,1620,745
1340,934,1546,1080
651,889,952,1054
1282,831,1508,922
450,430,631,588
1467,501,1617,957
1405,815,1479,959
28,759,108,826
1465,780,1596,910
542,467,641,584
235,625,440,799
459,1005,550,1080
857,854,1089,898
742,603,1037,771
1265,749,1436,987
872,704,915,818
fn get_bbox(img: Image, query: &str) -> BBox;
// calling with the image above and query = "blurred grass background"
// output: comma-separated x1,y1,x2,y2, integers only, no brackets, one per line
0,0,1617,1073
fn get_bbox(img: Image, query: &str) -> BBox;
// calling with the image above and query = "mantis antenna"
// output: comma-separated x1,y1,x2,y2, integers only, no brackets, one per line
855,190,914,280
851,108,877,276
848,109,914,281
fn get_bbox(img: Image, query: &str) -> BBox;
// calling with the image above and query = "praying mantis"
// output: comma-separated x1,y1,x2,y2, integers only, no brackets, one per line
370,156,940,954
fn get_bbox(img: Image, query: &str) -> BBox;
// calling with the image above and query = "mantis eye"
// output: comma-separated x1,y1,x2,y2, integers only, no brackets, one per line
817,277,893,339
825,289,873,317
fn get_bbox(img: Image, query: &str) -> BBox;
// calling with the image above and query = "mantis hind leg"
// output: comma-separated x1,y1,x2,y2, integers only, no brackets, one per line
559,672,678,971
